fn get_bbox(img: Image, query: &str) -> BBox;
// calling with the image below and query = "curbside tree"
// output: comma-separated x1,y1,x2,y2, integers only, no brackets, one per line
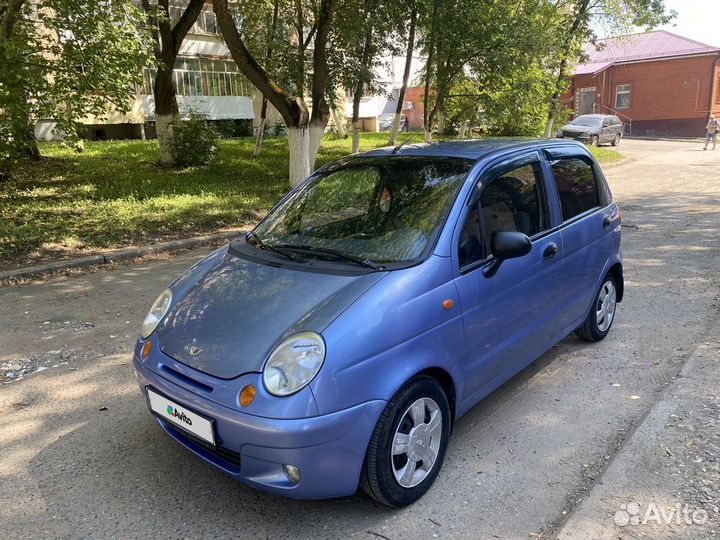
213,0,336,188
0,0,152,178
140,0,206,166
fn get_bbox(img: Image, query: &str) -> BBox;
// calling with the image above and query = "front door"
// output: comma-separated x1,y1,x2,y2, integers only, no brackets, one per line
577,88,596,116
453,152,563,407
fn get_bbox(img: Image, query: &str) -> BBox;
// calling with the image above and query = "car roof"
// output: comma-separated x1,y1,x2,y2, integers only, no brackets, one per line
358,137,588,161
575,114,615,118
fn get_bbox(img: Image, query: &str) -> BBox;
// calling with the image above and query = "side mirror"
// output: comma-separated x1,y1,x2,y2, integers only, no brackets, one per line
483,231,532,278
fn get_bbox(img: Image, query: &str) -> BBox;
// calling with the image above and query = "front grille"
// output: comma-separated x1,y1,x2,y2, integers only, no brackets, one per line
166,423,241,468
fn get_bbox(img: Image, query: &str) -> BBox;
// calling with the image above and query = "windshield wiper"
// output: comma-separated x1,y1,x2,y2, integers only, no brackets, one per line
277,244,383,270
246,232,305,263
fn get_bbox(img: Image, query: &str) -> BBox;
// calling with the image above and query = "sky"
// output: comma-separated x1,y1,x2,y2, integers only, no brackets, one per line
656,0,720,47
595,0,720,47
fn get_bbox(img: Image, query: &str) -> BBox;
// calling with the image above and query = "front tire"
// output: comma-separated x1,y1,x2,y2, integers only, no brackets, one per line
591,135,600,146
576,274,618,342
360,376,451,507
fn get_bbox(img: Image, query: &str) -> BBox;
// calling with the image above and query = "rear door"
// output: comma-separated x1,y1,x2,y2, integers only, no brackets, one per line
600,117,612,143
453,151,564,403
544,148,619,333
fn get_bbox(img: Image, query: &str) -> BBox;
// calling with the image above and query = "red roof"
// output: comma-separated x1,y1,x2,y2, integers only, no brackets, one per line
583,30,719,64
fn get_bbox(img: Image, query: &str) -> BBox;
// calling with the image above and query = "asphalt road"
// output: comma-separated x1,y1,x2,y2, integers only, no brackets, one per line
1,139,719,540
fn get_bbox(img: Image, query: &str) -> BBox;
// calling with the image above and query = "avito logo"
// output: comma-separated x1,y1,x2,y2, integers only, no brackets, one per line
166,405,193,426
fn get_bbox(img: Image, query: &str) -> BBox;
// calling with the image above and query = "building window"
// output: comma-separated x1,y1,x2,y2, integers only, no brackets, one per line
615,84,631,109
167,4,218,35
141,59,251,97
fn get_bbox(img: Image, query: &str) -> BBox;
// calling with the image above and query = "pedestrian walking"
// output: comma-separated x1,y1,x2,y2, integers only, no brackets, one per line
704,115,719,150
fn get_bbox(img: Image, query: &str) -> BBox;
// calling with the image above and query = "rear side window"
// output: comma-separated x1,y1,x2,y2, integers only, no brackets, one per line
550,158,600,221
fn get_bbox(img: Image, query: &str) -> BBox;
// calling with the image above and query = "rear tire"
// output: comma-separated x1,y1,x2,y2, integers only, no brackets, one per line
576,274,618,342
360,376,451,507
611,134,621,147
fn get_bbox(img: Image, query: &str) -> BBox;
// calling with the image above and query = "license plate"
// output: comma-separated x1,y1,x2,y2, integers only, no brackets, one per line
146,387,215,446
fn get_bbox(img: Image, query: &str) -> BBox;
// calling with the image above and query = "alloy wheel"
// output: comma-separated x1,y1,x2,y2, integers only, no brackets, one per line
391,397,443,488
596,280,617,332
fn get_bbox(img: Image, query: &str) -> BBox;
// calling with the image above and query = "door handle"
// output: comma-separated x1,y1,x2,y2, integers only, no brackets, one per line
543,242,558,261
603,215,613,228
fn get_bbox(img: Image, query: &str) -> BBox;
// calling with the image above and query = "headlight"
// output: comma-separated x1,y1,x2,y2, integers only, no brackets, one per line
263,332,326,396
140,288,172,339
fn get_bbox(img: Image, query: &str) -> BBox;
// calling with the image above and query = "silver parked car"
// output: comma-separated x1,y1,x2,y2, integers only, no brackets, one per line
558,114,624,146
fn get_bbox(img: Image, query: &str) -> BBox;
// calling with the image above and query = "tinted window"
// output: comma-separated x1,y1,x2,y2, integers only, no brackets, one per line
459,162,548,266
551,158,600,221
572,116,602,127
255,157,472,264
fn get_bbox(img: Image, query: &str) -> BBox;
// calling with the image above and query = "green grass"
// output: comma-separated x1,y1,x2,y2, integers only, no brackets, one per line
588,145,624,164
0,132,621,265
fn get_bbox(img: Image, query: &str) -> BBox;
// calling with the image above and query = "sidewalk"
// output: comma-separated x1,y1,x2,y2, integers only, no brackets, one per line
558,335,720,539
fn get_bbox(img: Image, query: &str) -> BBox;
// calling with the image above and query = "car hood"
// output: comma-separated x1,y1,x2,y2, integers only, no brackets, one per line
561,124,596,134
157,248,386,379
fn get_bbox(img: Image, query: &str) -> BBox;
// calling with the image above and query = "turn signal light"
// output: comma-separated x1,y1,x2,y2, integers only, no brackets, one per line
240,384,256,407
141,340,152,359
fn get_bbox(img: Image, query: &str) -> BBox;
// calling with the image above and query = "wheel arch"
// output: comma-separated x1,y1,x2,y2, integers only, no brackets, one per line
413,367,457,421
607,262,624,302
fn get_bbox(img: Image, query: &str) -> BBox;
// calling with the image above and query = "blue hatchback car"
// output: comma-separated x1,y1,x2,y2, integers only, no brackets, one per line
134,138,623,506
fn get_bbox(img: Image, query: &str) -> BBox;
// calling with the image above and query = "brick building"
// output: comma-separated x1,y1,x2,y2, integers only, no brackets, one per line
568,31,720,137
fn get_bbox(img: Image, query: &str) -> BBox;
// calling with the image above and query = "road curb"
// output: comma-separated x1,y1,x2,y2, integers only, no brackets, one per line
0,230,246,283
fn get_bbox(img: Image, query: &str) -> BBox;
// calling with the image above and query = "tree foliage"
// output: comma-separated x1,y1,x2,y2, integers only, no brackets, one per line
0,0,152,177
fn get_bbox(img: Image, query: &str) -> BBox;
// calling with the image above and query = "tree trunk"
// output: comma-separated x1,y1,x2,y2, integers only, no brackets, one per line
331,105,347,137
543,0,590,138
543,59,569,138
213,0,331,186
253,0,279,158
153,66,179,166
254,98,268,158
155,114,174,165
144,0,205,165
308,122,325,169
287,126,310,187
458,120,468,139
331,86,347,137
423,0,440,142
307,0,336,171
24,123,40,161
389,6,417,146
351,72,364,154
436,110,446,135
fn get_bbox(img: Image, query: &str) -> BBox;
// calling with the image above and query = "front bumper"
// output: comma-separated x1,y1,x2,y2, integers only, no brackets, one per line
134,358,386,499
559,132,592,142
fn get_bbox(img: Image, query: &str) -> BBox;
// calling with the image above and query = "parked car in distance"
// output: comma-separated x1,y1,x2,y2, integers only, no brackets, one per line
134,138,623,507
378,113,409,132
558,114,624,146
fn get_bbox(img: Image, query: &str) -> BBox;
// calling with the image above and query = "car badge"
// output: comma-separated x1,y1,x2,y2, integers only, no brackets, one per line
188,345,202,356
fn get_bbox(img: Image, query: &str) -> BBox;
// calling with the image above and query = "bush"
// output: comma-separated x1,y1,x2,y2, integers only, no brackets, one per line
213,119,253,138
169,110,219,167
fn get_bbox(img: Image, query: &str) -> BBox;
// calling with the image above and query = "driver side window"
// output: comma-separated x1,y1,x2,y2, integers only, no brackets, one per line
459,162,548,267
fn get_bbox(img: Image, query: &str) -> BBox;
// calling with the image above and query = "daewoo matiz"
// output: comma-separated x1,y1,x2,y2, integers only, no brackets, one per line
134,139,623,507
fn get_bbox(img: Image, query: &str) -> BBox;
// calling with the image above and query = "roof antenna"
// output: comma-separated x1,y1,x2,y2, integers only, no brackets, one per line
392,137,413,154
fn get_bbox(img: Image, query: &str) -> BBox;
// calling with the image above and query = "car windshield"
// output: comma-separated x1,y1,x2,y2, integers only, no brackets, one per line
571,116,603,127
253,157,472,264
